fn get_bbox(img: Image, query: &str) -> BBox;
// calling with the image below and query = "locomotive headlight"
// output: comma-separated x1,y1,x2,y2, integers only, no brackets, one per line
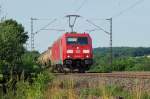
67,55,70,58
86,55,89,58
67,50,73,53
83,50,90,53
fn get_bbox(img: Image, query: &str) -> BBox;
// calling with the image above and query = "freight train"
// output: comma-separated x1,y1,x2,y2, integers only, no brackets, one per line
38,32,93,73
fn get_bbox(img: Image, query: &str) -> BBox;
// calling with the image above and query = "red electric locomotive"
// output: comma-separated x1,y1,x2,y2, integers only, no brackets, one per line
50,32,93,72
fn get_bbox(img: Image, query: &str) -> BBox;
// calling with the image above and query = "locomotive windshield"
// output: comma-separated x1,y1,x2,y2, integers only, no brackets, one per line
67,37,88,45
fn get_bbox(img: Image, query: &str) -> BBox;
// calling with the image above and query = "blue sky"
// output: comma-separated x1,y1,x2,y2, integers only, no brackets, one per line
0,0,149,52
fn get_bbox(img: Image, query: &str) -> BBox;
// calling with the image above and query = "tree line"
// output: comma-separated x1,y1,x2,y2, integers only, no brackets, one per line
90,47,150,72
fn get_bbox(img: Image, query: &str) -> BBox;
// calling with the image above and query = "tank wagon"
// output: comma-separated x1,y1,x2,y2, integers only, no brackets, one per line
38,47,52,68
39,32,93,72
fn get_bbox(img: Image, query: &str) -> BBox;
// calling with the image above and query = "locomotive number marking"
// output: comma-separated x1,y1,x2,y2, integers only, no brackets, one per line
76,50,81,53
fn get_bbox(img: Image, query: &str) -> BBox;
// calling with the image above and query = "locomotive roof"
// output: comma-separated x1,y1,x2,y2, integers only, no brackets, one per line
52,32,90,46
63,32,90,37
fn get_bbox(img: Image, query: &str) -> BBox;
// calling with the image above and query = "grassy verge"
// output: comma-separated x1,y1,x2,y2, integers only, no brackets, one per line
45,78,150,99
80,86,150,99
3,70,55,99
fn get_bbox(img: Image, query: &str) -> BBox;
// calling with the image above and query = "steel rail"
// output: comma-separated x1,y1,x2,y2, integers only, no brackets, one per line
54,72,150,79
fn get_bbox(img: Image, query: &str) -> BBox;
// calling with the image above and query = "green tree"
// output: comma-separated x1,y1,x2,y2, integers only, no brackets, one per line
21,51,40,73
0,19,28,73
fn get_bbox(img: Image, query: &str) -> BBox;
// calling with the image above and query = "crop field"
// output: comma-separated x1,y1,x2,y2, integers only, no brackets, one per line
44,72,150,99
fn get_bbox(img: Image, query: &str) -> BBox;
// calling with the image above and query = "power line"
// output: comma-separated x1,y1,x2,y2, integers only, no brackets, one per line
86,18,113,67
112,0,145,19
86,19,110,35
30,18,57,51
74,0,88,13
35,18,57,34
41,28,65,32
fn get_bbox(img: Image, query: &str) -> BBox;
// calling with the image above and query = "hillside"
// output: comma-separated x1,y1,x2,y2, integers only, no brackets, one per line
94,47,150,57
89,47,150,72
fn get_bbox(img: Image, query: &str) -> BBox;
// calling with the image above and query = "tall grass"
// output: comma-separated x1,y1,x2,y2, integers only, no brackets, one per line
45,77,150,99
45,78,79,99
3,70,54,99
130,80,150,99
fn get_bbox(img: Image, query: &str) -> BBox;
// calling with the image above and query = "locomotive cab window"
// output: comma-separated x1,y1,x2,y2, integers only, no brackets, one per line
67,37,88,45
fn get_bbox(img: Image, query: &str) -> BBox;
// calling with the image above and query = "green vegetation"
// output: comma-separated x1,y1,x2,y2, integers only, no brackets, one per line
3,70,54,99
80,85,150,99
45,78,150,99
21,51,40,73
90,47,150,72
0,19,53,98
0,19,28,78
0,74,2,81
94,47,150,57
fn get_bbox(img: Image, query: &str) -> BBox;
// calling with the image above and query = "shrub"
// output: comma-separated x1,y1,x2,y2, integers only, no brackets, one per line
89,65,112,73
3,70,54,99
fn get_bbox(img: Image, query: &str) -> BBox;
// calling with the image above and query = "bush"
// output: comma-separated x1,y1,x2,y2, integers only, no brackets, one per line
91,55,150,72
112,58,135,71
89,64,112,73
3,70,55,99
21,51,40,73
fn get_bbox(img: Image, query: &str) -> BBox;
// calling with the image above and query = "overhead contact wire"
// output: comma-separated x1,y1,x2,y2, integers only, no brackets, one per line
75,0,88,13
112,0,145,19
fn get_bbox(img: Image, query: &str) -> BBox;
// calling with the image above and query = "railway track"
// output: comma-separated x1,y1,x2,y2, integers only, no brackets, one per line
55,72,150,79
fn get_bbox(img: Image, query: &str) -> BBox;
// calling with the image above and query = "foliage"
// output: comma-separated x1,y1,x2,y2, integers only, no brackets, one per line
89,65,112,73
89,52,112,72
3,70,55,99
90,47,150,72
80,85,150,99
94,47,150,58
0,19,47,99
80,85,129,98
0,19,28,71
21,51,40,73
45,78,150,99
0,88,2,99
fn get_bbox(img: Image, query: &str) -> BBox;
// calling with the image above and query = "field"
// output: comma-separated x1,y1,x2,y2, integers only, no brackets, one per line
44,72,150,99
